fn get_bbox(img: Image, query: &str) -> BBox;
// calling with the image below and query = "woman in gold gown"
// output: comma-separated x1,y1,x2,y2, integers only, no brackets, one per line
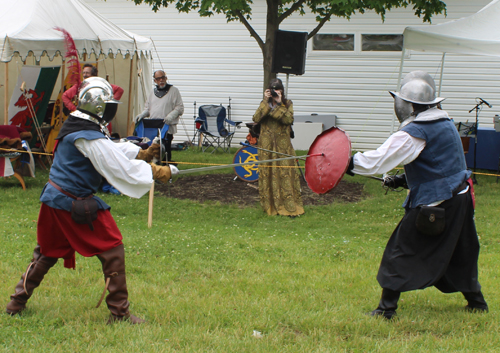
252,78,304,216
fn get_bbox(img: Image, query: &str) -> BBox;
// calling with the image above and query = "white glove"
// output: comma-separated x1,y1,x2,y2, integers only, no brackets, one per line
164,110,181,124
134,110,149,123
169,164,179,175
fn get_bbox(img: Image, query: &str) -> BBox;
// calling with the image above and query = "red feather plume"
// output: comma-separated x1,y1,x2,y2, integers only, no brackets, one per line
54,27,81,89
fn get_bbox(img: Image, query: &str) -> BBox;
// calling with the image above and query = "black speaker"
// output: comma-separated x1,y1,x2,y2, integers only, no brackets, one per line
272,30,307,75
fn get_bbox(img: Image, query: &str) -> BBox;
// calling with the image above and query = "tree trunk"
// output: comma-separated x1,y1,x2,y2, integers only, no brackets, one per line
262,0,280,91
262,44,275,92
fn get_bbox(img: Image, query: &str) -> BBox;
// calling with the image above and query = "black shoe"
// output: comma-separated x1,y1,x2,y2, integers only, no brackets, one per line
368,309,396,320
465,305,488,313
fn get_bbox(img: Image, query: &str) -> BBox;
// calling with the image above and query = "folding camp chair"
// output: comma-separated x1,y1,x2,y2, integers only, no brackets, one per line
132,118,169,161
195,104,242,153
134,118,169,145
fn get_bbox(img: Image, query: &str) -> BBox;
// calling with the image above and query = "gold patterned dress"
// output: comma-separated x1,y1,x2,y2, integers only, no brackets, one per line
252,100,304,216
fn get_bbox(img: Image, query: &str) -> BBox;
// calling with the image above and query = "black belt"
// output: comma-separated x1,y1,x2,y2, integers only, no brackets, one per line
452,181,468,197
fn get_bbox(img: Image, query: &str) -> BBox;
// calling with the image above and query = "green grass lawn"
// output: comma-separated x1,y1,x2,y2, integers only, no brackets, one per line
1,148,499,352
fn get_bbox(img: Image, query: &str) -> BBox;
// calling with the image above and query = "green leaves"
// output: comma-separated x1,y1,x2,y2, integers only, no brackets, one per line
134,0,445,23
134,0,176,12
131,0,446,85
307,0,446,23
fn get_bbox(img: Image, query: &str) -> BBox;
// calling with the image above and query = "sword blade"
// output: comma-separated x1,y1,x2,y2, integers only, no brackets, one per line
177,154,322,175
239,142,308,160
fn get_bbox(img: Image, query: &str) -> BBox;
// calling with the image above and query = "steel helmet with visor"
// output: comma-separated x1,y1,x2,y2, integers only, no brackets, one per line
389,71,445,124
77,77,121,126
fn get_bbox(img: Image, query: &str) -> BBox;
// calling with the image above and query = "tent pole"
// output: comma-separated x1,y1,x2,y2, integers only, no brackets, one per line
396,48,405,90
59,60,65,128
391,48,406,134
438,53,446,96
4,61,8,124
126,53,134,136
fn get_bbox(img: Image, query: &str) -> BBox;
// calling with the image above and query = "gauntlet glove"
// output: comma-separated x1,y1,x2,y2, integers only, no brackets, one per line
150,163,178,183
383,174,408,189
136,143,160,162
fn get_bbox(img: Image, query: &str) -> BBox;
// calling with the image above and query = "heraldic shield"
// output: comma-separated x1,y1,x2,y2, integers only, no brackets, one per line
305,127,352,194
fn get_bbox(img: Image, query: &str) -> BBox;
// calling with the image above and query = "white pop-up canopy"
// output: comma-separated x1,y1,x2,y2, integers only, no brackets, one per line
403,0,500,57
0,0,152,61
392,0,500,131
0,0,153,137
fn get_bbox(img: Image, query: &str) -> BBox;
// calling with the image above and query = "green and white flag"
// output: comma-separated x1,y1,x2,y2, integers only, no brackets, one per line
8,66,60,146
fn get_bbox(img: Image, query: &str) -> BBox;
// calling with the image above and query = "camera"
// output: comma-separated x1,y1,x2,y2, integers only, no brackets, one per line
270,89,278,98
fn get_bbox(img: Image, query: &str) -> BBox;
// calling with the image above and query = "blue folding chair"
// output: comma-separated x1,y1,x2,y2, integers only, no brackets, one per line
134,118,169,146
131,118,169,162
195,104,241,153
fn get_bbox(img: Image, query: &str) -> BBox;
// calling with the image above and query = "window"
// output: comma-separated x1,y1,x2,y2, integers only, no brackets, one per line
313,34,354,51
312,33,404,54
361,34,403,52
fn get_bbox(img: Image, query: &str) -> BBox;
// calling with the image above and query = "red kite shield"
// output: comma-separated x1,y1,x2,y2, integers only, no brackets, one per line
305,127,351,194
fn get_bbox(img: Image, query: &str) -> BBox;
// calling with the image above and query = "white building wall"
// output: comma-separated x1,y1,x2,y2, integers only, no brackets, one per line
85,0,498,151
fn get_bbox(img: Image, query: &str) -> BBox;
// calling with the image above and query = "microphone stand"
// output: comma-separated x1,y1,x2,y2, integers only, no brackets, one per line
468,102,484,184
192,101,197,146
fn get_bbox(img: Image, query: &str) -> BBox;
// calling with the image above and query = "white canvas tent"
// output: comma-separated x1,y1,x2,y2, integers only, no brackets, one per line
394,0,500,131
403,0,500,57
0,0,153,137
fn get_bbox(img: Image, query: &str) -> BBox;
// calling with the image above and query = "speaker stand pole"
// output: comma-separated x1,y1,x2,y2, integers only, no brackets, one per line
285,73,290,97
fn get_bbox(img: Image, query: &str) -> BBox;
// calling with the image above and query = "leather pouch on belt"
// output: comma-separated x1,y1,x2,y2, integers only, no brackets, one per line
415,206,445,236
71,198,99,231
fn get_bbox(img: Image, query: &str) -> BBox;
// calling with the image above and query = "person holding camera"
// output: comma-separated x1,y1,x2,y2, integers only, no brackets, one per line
252,78,304,216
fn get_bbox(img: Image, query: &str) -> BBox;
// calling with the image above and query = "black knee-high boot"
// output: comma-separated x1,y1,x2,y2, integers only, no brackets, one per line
462,291,488,312
6,245,58,315
370,288,400,320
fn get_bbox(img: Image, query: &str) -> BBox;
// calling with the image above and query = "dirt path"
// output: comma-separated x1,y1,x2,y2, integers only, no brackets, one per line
156,173,364,206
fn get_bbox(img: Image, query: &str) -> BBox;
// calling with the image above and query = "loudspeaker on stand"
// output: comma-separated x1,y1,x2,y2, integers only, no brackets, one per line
272,30,307,76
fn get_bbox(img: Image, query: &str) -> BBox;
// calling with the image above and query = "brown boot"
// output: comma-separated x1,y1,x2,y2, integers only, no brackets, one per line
6,245,58,315
96,244,145,324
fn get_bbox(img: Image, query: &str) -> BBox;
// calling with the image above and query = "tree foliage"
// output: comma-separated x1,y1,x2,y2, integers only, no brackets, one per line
133,0,447,87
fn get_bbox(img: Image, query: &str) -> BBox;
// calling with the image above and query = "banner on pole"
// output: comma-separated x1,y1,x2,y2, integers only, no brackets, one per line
45,68,80,153
8,66,60,147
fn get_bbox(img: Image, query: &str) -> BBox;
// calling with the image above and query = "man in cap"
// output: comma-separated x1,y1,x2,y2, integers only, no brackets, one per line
346,70,487,319
135,70,184,162
5,77,177,324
